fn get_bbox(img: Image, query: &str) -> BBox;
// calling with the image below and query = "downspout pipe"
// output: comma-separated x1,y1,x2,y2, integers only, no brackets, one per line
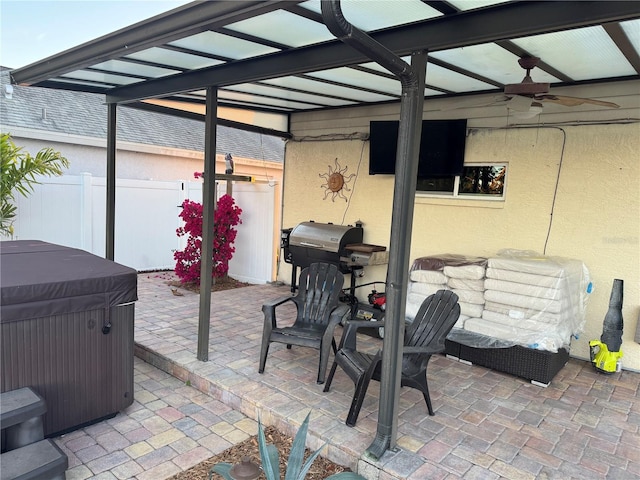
321,1,416,87
321,0,427,459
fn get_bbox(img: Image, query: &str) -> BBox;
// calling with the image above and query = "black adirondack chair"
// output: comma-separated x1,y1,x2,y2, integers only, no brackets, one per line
259,262,349,384
323,289,460,426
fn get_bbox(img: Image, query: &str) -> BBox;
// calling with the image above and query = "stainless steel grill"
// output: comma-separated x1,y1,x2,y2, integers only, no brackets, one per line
285,221,363,272
282,221,388,292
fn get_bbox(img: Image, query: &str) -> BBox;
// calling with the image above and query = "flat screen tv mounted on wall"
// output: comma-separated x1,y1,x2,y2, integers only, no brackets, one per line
369,119,467,176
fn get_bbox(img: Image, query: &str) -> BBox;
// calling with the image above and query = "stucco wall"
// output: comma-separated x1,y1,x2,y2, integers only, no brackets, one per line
8,129,283,184
281,98,639,371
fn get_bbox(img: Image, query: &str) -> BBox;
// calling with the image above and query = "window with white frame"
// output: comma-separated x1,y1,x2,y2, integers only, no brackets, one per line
416,164,507,199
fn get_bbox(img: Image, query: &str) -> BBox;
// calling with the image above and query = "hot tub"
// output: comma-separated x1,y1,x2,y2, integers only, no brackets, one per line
1,240,137,436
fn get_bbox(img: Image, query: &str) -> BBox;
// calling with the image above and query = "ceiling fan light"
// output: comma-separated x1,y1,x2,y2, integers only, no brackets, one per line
511,103,543,119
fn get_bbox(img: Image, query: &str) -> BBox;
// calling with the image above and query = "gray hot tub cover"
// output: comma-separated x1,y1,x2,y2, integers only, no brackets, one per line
1,240,138,323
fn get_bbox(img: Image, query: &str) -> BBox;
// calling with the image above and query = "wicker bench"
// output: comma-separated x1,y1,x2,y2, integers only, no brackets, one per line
445,340,569,387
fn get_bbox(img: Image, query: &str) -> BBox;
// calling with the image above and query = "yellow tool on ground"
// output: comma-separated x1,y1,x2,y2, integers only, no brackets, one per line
589,340,623,373
589,279,624,374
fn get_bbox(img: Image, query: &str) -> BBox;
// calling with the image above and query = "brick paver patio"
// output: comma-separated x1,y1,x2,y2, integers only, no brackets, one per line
55,272,640,479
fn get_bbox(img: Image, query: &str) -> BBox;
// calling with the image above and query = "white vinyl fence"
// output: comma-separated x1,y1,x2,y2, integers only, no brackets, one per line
4,173,276,283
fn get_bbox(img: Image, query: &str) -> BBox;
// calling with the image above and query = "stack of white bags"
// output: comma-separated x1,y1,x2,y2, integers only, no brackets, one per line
407,254,487,330
406,250,591,352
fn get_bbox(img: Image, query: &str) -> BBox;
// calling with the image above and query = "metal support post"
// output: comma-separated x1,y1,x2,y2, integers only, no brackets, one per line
197,86,218,361
105,103,117,260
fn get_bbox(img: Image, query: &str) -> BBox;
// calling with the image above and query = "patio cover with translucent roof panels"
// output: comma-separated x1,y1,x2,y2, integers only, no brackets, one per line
11,1,640,133
10,0,640,458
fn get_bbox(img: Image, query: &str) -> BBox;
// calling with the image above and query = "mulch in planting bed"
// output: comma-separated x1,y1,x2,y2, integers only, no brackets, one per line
167,426,352,479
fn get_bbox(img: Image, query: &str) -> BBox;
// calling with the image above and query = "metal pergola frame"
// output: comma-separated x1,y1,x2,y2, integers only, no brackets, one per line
11,0,640,459
106,1,638,104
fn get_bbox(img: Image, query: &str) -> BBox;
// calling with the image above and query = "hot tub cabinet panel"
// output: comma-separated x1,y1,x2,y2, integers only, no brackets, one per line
1,241,137,437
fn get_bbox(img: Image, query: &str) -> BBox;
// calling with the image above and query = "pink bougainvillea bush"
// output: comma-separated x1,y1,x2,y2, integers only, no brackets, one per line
174,194,242,284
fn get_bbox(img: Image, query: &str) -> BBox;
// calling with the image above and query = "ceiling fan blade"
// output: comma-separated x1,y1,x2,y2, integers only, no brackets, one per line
441,94,511,111
506,95,534,112
537,94,620,108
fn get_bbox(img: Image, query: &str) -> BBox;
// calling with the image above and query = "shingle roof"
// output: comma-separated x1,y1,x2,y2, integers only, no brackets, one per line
0,69,284,162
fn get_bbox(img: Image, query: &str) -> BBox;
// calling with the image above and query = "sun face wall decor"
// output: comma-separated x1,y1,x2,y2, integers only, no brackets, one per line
319,158,356,202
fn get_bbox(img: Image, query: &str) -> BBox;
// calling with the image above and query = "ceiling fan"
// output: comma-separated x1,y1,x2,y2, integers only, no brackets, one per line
449,56,620,116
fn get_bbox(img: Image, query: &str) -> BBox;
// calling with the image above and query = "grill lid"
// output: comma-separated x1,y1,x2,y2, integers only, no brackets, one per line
289,222,361,253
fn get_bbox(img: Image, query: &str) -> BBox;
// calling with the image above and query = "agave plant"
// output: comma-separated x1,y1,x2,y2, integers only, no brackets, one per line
210,412,365,480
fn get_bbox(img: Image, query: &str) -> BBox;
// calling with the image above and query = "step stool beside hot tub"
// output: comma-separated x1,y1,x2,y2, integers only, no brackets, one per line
0,240,138,437
1,387,68,480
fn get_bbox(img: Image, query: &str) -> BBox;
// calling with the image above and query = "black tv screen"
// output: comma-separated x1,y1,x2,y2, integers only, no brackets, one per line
369,119,467,176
